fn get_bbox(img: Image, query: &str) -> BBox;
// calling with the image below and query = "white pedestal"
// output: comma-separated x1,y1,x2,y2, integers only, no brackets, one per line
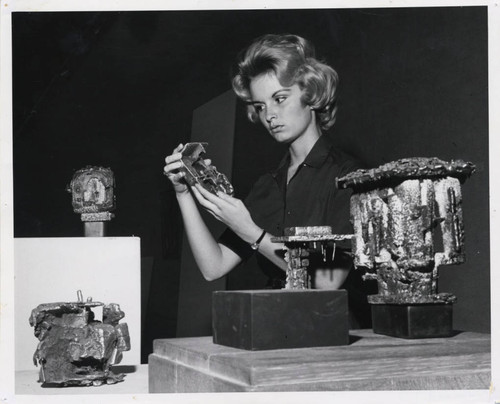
14,237,141,371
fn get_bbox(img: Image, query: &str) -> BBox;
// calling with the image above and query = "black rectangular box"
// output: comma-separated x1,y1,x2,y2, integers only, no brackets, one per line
371,303,453,338
212,290,348,350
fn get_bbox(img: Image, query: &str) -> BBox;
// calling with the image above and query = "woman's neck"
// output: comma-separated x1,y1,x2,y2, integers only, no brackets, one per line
288,129,322,167
286,128,322,185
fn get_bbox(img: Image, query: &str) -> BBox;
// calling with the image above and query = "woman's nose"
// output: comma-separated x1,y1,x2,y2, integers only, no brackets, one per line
265,109,277,122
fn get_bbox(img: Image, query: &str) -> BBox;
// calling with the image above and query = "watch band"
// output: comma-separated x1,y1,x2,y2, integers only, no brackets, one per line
250,230,267,251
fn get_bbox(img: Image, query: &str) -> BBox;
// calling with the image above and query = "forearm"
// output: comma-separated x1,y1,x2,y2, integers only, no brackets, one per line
176,192,240,281
184,184,288,273
249,234,288,271
219,213,288,272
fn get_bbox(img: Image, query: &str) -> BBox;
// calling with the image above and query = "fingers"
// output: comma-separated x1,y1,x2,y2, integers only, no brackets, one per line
194,184,236,205
194,184,221,203
216,191,243,209
193,184,234,213
165,144,184,164
164,160,182,174
164,144,185,177
216,191,234,202
191,185,219,214
166,171,185,182
165,152,182,165
192,184,249,228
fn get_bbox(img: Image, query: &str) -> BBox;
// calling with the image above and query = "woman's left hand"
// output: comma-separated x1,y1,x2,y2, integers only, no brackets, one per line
191,184,257,240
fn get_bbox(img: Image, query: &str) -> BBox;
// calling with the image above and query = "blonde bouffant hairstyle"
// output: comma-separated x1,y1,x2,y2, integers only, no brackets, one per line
232,34,339,131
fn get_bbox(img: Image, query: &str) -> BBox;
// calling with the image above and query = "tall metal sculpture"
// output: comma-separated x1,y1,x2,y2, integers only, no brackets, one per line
337,157,475,338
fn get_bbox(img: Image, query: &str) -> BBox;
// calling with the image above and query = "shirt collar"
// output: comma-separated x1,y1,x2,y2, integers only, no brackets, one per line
303,134,333,168
271,135,333,177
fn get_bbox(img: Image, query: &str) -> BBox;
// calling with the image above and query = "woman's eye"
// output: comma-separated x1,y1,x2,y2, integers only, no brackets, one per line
276,96,286,104
254,104,265,112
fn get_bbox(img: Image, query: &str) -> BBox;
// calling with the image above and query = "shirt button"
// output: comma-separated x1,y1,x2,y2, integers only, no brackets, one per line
287,211,291,215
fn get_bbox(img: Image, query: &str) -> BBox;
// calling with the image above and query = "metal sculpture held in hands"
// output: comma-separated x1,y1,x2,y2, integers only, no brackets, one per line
272,226,353,289
29,291,130,387
336,157,475,338
177,142,234,196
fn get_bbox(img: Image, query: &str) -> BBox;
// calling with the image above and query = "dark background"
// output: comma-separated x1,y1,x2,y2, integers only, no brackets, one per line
12,7,489,363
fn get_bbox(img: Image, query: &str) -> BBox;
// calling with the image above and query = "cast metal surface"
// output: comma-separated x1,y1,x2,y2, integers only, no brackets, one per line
272,226,353,290
336,157,475,305
336,157,475,191
67,166,116,222
29,291,130,387
178,142,234,196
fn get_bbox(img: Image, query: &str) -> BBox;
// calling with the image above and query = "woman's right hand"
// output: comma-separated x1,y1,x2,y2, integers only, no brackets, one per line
164,143,213,195
164,144,188,194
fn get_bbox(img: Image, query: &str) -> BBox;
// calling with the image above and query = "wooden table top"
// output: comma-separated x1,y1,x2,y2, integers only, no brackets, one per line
151,329,491,391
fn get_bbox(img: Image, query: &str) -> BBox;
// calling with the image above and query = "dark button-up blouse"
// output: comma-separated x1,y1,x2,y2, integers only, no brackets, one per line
219,134,374,327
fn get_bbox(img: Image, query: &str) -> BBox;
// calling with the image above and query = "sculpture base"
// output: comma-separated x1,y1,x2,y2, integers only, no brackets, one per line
212,290,348,350
371,303,453,339
84,222,107,237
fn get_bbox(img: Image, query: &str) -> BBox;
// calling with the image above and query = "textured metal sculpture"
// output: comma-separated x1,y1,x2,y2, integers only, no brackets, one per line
67,166,115,236
272,226,353,289
29,291,130,387
337,157,475,337
177,142,234,196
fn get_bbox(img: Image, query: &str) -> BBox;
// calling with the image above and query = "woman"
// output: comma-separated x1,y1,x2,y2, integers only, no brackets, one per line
164,34,371,327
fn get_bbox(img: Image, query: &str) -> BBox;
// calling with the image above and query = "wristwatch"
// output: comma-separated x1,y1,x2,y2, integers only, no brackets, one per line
250,230,267,250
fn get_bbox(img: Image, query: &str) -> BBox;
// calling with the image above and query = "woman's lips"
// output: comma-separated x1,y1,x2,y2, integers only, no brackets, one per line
270,124,283,132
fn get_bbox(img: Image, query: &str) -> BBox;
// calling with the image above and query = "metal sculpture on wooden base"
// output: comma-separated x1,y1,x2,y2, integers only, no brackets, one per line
212,188,351,349
337,157,475,338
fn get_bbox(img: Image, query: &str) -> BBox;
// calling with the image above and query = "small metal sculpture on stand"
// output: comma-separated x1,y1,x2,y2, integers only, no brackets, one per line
29,291,130,387
67,166,115,237
337,157,475,338
271,226,353,289
210,159,350,349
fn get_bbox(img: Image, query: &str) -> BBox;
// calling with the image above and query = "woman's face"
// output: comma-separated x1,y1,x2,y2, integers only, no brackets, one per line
249,72,316,144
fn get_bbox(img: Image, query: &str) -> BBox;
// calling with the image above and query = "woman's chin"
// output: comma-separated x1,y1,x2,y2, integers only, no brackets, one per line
270,132,294,144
